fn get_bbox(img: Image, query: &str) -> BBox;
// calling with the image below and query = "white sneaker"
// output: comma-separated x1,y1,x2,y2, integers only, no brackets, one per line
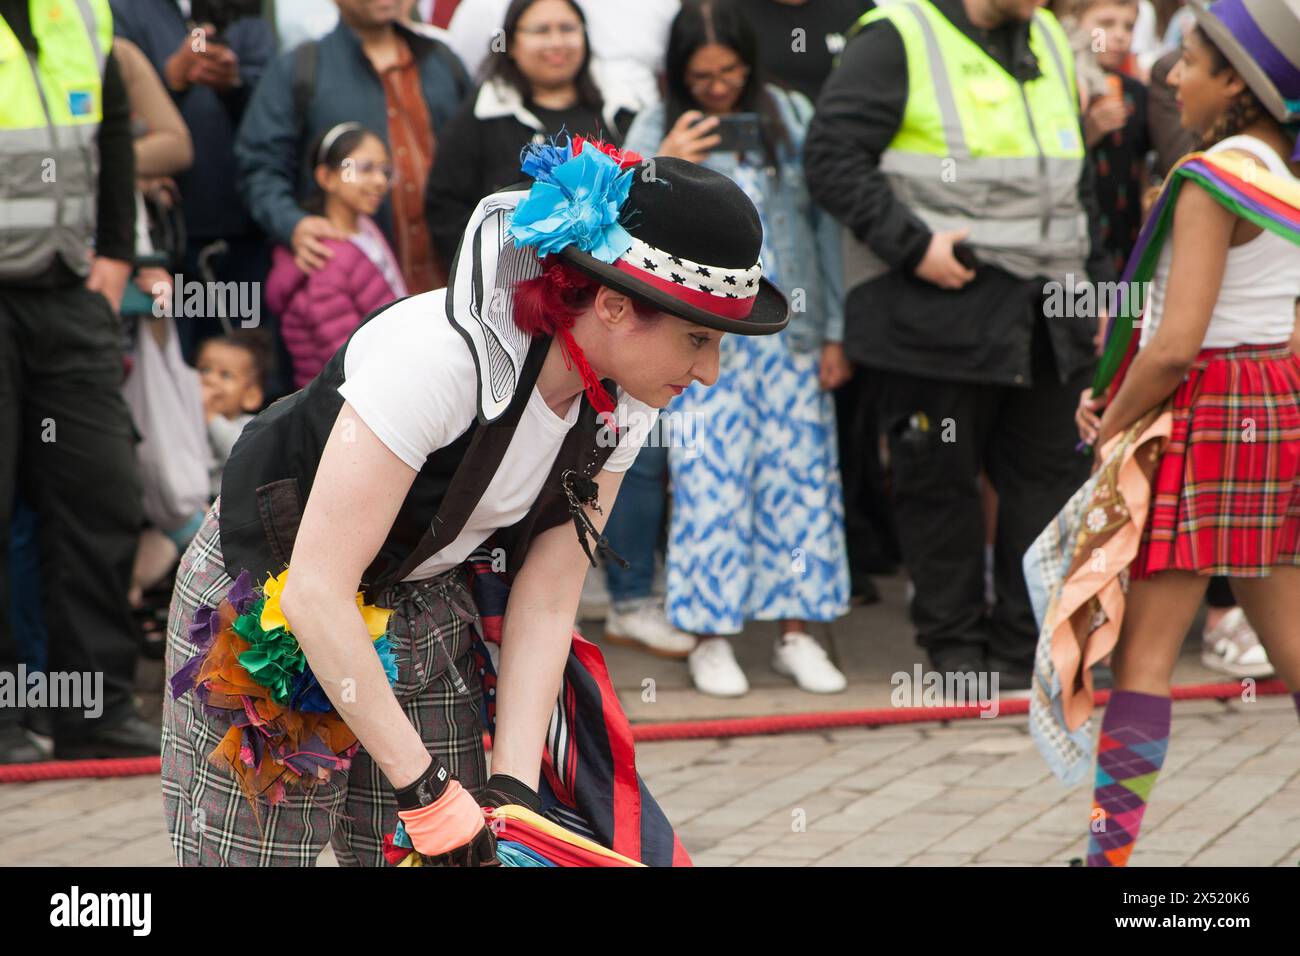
604,599,695,659
688,637,749,697
772,632,848,694
1201,608,1274,678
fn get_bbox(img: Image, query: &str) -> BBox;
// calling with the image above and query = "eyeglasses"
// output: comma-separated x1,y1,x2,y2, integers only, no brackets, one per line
342,159,395,182
686,61,749,93
516,22,584,43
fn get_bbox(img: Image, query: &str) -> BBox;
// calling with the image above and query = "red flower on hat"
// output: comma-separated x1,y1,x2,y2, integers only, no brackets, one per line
572,135,643,169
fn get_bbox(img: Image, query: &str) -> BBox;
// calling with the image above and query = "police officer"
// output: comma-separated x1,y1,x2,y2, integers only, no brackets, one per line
0,0,154,761
805,0,1117,687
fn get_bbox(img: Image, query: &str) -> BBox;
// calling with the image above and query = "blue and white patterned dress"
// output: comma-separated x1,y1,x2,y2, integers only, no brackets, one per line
665,164,850,635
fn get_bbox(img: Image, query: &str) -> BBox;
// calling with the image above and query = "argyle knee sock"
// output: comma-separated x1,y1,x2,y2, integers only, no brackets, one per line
1086,690,1172,867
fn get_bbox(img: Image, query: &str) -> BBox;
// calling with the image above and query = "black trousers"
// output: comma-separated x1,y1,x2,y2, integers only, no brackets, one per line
835,371,902,577
875,324,1092,666
0,283,143,736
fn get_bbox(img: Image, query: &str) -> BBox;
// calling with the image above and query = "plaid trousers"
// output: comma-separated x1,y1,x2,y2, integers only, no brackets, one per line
161,498,486,866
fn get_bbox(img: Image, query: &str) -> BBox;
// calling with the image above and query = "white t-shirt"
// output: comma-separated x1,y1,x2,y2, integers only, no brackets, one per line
337,290,659,580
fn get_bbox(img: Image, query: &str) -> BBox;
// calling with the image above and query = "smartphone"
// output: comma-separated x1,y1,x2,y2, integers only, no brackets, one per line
710,113,763,154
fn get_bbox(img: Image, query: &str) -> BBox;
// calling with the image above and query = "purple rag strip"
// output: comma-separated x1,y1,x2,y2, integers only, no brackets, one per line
169,603,221,700
227,569,256,615
281,734,350,775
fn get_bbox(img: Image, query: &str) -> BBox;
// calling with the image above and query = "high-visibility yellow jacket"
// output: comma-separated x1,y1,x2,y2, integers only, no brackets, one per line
842,0,1090,289
0,0,114,280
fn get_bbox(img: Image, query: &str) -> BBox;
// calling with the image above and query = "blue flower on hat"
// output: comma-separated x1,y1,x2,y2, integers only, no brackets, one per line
518,139,574,185
508,146,634,263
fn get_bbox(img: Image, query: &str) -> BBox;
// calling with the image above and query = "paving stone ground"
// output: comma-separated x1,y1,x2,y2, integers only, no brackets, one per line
0,694,1295,867
2,570,1296,866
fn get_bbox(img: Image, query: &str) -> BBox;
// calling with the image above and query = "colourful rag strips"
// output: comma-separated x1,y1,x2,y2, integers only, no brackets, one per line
384,805,644,867
169,568,397,820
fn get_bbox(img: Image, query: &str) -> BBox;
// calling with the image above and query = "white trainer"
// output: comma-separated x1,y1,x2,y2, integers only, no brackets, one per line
604,599,695,659
1201,608,1274,678
772,632,848,694
688,637,750,697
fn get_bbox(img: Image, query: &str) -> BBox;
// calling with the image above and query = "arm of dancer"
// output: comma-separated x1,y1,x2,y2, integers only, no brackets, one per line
487,466,628,792
1095,181,1234,449
277,401,432,790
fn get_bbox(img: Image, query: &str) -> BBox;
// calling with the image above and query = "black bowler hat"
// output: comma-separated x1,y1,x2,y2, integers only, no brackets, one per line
507,146,789,335
564,156,789,335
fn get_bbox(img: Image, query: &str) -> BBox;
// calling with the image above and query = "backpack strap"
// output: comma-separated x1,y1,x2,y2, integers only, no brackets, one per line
292,39,318,119
292,40,319,186
488,377,622,582
369,331,552,592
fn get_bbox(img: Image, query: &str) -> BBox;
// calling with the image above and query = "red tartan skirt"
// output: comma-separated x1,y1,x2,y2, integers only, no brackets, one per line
1132,343,1300,579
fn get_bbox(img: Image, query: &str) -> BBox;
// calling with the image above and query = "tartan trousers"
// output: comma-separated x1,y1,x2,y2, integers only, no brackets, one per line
160,498,487,866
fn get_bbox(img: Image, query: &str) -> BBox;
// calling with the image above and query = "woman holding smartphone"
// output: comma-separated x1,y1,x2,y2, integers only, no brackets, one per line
621,0,852,698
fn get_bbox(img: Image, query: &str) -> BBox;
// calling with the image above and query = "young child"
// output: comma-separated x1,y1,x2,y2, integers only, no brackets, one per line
197,331,269,499
1073,1,1300,866
130,331,269,651
1073,0,1153,277
266,123,408,388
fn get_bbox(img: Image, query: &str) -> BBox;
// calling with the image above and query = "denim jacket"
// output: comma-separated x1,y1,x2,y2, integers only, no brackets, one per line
621,84,844,354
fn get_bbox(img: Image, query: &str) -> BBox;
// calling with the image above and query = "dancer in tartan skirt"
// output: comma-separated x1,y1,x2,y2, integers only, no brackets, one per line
161,144,792,865
1073,0,1300,867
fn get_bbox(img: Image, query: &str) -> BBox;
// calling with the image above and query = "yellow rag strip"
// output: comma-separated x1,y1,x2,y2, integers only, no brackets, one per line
1201,151,1300,209
489,804,645,867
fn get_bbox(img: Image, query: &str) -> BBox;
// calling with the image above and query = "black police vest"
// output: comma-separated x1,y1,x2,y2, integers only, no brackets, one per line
217,307,618,600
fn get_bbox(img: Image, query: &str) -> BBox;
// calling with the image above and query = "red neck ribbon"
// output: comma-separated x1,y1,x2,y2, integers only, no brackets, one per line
556,325,617,428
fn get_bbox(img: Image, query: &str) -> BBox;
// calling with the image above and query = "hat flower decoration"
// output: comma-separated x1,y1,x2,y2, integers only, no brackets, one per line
509,136,643,262
506,139,790,343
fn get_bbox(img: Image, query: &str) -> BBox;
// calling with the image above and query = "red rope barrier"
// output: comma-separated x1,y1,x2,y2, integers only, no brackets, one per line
0,756,161,784
0,679,1286,784
630,678,1290,741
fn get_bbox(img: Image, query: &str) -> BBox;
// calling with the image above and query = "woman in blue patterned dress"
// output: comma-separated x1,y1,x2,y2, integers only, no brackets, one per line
622,0,852,696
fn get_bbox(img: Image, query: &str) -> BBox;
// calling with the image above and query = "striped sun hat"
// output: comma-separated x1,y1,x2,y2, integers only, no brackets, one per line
1190,0,1300,125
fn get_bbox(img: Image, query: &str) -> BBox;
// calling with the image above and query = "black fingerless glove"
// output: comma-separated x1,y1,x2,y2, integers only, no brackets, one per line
480,772,543,812
392,754,452,810
421,824,500,867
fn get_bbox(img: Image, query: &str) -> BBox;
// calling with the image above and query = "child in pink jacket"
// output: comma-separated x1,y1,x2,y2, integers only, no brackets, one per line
266,122,408,388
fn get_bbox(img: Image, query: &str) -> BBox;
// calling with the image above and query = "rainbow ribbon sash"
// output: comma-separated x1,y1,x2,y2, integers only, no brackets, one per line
1094,150,1300,399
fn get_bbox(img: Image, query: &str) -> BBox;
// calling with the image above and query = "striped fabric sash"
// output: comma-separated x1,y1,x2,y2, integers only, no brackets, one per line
1093,150,1300,399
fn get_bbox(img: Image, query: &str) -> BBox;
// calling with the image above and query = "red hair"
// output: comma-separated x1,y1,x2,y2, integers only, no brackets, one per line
513,255,660,336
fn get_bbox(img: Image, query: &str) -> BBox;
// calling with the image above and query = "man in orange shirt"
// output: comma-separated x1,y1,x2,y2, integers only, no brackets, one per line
237,0,470,295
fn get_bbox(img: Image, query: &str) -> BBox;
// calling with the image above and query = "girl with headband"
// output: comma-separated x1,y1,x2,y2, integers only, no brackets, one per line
266,122,408,388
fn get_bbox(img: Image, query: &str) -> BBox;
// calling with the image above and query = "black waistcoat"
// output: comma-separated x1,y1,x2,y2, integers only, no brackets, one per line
218,307,618,601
